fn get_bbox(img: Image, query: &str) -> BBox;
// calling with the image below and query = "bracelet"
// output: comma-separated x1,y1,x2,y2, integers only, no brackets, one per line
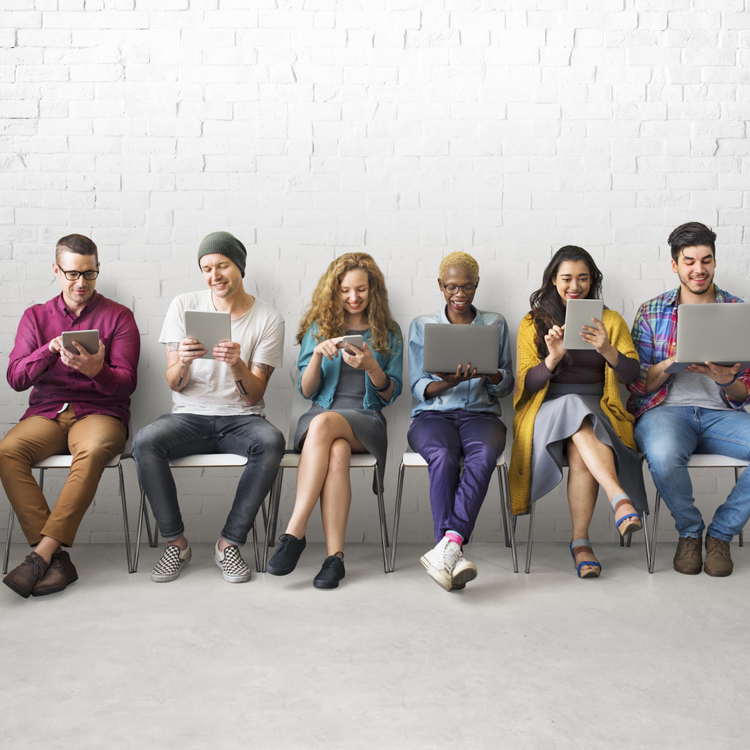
717,374,739,388
372,374,392,392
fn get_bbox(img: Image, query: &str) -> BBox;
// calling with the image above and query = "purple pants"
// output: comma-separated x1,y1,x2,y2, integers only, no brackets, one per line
407,410,507,544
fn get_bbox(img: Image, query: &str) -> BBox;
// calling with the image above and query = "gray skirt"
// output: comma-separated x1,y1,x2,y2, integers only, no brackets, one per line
294,404,387,493
529,383,648,512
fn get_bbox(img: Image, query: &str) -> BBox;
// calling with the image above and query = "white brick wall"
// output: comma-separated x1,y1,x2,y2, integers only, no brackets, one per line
1,1,749,550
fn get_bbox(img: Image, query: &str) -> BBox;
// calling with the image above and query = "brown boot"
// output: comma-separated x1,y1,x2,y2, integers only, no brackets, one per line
2,552,49,599
673,536,703,575
31,549,78,596
704,536,733,577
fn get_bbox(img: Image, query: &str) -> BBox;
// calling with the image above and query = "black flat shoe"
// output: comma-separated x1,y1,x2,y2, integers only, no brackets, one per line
313,553,345,589
266,534,306,576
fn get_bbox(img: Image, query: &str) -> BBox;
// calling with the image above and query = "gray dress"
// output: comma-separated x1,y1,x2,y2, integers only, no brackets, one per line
294,332,388,491
527,352,648,512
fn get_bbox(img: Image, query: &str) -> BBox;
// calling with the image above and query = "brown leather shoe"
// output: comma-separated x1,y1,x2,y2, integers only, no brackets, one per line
704,536,733,577
674,536,703,575
31,549,78,596
2,551,49,599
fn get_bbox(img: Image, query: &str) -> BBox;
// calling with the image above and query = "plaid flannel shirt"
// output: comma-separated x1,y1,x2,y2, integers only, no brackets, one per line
626,285,750,419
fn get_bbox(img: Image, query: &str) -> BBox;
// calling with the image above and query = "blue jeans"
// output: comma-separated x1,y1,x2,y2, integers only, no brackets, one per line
133,413,285,546
635,406,750,542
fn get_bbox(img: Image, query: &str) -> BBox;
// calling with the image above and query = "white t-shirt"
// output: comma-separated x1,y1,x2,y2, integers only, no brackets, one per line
159,290,285,417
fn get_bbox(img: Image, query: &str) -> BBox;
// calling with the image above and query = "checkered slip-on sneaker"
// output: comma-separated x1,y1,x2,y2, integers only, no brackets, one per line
151,543,192,583
214,542,252,583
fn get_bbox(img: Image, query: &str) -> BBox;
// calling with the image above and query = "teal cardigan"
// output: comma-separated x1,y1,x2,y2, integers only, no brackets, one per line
297,324,404,410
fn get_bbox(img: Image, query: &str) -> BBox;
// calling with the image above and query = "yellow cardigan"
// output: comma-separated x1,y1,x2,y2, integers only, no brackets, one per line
509,310,638,516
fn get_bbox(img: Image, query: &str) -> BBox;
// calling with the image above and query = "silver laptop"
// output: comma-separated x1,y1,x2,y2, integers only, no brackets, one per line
665,303,750,374
423,324,500,376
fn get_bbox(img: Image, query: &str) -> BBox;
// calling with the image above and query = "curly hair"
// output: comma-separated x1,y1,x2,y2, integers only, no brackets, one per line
438,251,479,279
296,253,401,355
529,246,604,360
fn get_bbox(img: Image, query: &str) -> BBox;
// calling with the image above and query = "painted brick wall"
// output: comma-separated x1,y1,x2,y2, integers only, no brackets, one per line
1,1,749,550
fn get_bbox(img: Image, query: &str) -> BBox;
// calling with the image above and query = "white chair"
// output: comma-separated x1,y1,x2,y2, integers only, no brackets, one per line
389,451,518,574
522,457,652,573
3,452,133,575
132,453,263,574
648,454,748,574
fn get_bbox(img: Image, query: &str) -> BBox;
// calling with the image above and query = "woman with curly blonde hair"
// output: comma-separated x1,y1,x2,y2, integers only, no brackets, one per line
267,253,403,588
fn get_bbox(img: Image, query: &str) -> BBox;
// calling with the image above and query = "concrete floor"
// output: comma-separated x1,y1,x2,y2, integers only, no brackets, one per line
2,540,749,750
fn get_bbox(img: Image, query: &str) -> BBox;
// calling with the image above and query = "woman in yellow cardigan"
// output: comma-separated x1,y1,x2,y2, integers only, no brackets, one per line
509,246,647,577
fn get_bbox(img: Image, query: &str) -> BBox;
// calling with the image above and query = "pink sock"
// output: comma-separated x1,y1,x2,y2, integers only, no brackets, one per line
444,531,463,547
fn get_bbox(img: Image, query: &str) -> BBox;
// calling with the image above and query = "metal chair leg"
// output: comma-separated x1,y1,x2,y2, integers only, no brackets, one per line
263,469,283,572
736,467,745,547
374,466,390,574
260,498,268,532
642,509,652,572
133,486,148,573
3,507,15,575
118,463,133,573
389,462,406,573
649,491,661,574
142,502,156,548
268,467,283,549
252,522,261,573
500,464,518,573
497,467,510,548
525,503,536,574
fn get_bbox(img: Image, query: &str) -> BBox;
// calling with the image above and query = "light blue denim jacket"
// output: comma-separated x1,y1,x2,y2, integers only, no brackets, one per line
297,323,404,410
409,306,514,418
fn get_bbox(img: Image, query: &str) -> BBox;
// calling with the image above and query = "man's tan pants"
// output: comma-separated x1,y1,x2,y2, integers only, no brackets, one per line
0,408,126,547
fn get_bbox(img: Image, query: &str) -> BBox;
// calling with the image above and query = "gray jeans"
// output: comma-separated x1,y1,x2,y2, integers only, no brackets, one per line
133,413,285,546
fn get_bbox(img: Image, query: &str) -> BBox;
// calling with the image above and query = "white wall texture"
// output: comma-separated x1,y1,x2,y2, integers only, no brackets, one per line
1,1,749,552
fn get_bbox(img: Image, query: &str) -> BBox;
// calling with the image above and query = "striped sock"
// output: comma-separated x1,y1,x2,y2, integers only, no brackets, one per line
445,530,463,547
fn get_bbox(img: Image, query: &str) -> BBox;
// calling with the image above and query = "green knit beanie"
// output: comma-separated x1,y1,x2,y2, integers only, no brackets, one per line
197,231,247,278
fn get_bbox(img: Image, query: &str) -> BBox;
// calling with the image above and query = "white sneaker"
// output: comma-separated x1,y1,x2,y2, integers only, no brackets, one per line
151,542,191,582
420,537,462,591
451,549,478,587
214,542,252,583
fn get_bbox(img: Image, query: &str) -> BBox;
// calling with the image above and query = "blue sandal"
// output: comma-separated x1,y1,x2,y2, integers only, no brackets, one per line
611,493,642,537
570,539,602,579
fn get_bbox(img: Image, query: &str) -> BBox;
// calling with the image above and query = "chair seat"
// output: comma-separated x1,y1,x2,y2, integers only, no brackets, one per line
401,451,506,468
279,451,377,469
33,453,123,470
686,454,749,469
167,454,248,468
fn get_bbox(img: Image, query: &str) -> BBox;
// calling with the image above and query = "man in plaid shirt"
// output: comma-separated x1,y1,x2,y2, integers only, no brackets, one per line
627,222,750,577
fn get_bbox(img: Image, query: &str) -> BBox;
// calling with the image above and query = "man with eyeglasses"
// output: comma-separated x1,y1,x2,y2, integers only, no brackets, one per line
1,234,140,598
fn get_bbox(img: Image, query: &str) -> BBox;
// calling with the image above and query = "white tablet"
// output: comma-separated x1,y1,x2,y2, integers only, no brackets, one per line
423,324,501,376
184,310,231,360
562,299,604,351
62,329,99,355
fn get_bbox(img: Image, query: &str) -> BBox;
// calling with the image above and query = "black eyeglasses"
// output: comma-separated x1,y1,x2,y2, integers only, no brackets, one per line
57,265,99,281
440,282,478,294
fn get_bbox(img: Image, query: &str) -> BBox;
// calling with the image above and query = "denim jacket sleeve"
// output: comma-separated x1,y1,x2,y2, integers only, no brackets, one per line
484,313,514,398
409,316,440,402
366,327,403,408
296,326,324,401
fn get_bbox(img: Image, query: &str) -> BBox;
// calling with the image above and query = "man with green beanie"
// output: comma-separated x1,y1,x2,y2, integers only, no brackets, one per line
133,231,285,584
